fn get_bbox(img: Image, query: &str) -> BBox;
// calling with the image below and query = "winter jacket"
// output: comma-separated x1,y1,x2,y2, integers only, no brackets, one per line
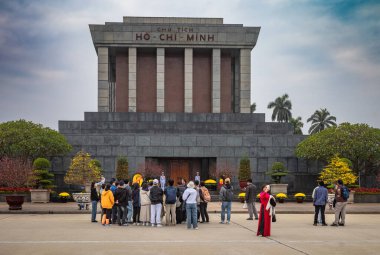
140,189,151,206
164,186,178,205
182,188,197,204
314,186,328,205
220,184,234,202
91,187,99,202
177,184,186,202
335,185,347,203
132,188,140,207
114,187,128,206
149,185,163,205
125,185,132,201
245,183,257,203
101,190,114,209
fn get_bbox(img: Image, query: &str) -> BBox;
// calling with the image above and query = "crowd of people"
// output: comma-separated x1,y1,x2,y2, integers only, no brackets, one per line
90,175,351,236
91,176,213,229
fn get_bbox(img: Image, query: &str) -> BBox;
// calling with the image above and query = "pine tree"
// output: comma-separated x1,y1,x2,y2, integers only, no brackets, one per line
116,156,129,180
238,156,251,181
32,158,55,189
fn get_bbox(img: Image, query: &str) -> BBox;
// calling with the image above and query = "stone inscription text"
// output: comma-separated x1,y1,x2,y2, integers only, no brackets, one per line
134,26,215,42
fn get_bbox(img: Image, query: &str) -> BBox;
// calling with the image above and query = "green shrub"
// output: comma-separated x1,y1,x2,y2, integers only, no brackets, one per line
116,156,129,180
266,162,288,184
238,156,251,181
32,157,55,189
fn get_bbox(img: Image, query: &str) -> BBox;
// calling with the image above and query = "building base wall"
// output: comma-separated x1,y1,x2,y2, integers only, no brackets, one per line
54,112,321,193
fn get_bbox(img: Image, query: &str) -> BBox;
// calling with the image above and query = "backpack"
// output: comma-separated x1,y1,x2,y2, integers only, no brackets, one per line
224,187,234,202
165,187,177,204
201,187,211,202
341,186,350,200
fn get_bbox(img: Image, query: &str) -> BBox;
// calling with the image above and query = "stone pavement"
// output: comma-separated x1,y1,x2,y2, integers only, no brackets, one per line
0,213,379,255
1,201,379,214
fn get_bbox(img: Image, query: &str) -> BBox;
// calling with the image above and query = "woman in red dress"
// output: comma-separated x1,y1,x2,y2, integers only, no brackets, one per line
257,184,271,237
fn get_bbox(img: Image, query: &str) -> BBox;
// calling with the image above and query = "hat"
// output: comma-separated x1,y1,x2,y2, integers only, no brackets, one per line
187,181,195,189
153,179,159,185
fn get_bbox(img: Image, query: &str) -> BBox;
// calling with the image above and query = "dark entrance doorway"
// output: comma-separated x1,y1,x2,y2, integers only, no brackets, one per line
145,157,216,185
169,159,190,185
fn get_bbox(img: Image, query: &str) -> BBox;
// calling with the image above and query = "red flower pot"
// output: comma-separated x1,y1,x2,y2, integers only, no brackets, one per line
239,181,248,190
6,195,25,210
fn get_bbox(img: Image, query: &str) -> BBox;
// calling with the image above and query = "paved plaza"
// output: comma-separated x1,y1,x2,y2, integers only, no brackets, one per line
0,212,379,255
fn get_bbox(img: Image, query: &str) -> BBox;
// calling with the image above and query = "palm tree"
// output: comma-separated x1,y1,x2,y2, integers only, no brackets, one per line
250,103,256,113
290,117,304,135
267,94,292,122
307,108,337,134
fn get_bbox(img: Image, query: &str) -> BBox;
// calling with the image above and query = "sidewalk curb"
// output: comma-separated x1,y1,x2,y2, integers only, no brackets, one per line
1,211,379,215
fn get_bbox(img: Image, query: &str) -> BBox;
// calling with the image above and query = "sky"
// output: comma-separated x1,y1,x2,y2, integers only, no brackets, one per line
0,0,379,134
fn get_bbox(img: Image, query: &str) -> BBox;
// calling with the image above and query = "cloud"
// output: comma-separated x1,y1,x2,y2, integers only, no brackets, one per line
0,0,379,134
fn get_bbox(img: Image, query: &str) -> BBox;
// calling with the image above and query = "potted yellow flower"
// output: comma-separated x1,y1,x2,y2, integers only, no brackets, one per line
294,193,306,203
204,179,217,191
276,193,287,203
59,192,70,203
238,192,245,203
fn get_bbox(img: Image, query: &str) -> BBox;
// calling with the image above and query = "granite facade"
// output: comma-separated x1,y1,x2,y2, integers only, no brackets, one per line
55,112,320,193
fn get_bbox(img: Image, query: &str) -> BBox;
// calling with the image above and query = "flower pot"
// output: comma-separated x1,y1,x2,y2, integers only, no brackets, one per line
6,195,25,210
72,193,91,210
60,197,68,203
205,184,217,191
30,189,50,203
296,198,304,203
239,180,248,190
270,184,288,195
278,198,285,203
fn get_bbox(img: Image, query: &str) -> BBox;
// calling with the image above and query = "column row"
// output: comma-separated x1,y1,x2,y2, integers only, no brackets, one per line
98,48,251,113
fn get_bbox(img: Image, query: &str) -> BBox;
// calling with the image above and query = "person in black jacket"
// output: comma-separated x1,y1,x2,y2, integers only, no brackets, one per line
114,181,128,226
149,179,163,227
132,183,141,225
90,182,99,222
245,179,258,220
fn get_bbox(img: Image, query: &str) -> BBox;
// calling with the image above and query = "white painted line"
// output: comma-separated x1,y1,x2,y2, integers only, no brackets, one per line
288,240,379,244
0,240,275,244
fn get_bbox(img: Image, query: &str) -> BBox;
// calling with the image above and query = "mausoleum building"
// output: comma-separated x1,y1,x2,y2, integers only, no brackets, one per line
55,17,319,192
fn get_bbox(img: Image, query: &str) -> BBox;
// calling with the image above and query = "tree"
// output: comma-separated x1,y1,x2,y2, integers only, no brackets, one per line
290,117,304,135
238,156,251,181
31,158,55,189
138,159,163,180
319,156,358,185
90,159,103,174
266,162,288,184
64,150,101,191
296,123,380,177
250,103,256,113
0,157,33,188
307,108,337,134
0,120,72,160
116,156,129,180
267,94,292,122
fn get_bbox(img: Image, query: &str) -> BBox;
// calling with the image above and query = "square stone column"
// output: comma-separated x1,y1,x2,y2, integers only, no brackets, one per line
184,48,193,113
240,49,251,113
157,48,165,112
98,47,109,112
128,47,137,112
212,49,221,113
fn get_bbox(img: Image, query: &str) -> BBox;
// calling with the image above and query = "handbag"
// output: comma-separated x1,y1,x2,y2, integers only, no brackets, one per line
270,197,277,207
272,213,276,222
243,201,247,209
